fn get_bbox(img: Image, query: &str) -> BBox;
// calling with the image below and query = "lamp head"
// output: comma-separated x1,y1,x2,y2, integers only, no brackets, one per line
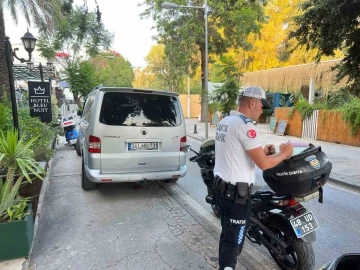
27,61,34,71
21,28,37,55
161,2,179,9
46,61,54,70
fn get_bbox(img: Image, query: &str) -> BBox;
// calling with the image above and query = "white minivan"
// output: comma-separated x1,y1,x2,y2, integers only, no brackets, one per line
78,87,187,190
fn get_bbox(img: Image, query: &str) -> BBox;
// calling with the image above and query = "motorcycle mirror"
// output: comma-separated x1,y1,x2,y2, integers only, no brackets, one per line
182,145,191,153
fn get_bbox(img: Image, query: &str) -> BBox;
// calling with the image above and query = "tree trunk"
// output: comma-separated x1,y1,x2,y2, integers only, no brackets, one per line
72,93,82,109
0,6,10,102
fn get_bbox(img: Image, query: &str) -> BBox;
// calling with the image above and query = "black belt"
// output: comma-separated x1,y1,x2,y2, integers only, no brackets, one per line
214,176,253,204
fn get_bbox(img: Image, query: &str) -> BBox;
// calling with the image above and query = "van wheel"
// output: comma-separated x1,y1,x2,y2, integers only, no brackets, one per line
165,178,179,183
76,138,81,156
82,159,96,190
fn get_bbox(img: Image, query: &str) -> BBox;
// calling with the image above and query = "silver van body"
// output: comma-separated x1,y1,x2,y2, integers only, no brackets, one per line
79,87,187,189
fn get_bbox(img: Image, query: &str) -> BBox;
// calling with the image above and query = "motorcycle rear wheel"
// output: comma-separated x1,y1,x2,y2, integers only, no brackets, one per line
264,215,315,270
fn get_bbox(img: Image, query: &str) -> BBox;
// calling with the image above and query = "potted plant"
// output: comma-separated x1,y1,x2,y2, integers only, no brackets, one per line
0,129,45,261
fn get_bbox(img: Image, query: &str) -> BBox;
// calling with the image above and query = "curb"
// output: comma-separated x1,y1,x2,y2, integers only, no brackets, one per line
159,182,272,270
22,140,57,270
187,133,206,141
328,177,360,192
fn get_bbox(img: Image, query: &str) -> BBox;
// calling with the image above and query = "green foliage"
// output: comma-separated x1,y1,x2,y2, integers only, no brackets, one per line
38,6,113,59
90,52,134,87
210,55,241,114
211,80,239,114
290,0,360,93
141,0,265,118
341,98,360,136
0,129,45,222
51,96,60,124
326,89,354,110
0,176,26,222
289,95,326,120
0,103,12,132
279,94,295,107
212,55,241,83
190,85,202,95
0,130,45,183
18,108,56,162
0,103,55,162
37,5,113,99
5,199,30,221
65,60,98,98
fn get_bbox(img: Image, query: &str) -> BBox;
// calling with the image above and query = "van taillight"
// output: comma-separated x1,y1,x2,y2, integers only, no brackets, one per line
180,136,187,151
89,135,101,153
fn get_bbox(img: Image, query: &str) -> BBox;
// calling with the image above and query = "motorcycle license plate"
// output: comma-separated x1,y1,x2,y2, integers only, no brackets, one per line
290,211,319,238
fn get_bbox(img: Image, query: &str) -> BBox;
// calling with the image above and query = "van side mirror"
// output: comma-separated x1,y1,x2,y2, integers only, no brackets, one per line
77,110,83,117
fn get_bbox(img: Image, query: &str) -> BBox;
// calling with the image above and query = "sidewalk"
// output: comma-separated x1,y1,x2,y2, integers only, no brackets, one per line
185,118,360,190
21,137,255,270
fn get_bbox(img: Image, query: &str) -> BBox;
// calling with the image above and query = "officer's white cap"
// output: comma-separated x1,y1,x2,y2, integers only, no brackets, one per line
239,86,272,109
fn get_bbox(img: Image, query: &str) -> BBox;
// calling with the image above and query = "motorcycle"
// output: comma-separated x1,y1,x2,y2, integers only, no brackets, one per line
185,140,333,270
61,117,78,149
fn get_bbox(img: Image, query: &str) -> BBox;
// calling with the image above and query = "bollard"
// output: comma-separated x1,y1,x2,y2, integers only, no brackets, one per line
193,124,198,134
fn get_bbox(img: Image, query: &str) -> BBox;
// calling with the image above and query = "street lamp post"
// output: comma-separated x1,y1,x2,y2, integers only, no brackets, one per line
161,1,209,139
2,29,37,138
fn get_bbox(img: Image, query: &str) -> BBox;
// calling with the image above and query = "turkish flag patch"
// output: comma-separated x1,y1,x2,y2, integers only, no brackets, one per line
247,129,257,138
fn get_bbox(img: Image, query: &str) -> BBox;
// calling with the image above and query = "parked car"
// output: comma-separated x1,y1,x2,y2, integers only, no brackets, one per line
78,87,187,190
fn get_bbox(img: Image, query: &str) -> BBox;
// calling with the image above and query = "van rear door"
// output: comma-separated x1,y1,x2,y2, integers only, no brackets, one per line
97,91,185,173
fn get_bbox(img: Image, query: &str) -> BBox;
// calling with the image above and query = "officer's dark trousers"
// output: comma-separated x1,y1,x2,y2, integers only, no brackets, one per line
216,188,252,270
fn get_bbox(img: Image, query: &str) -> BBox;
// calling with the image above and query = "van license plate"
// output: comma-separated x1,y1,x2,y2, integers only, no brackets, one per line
128,142,158,151
290,211,319,238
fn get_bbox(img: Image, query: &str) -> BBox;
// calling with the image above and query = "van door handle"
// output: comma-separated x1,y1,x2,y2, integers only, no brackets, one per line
138,162,147,165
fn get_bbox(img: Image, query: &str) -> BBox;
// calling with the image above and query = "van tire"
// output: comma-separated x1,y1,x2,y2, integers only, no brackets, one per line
82,159,96,190
76,138,81,156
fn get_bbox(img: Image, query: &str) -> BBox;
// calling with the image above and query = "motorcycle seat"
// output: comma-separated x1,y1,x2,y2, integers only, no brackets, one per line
252,184,273,193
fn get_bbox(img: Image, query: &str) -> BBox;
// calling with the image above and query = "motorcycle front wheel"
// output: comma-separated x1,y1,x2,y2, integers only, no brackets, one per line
264,215,315,270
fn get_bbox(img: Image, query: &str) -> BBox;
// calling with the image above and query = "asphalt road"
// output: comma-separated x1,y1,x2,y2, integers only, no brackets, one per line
176,138,360,269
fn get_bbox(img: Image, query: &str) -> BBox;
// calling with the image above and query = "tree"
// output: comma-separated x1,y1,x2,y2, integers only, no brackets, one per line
132,67,153,89
140,0,265,121
289,0,360,96
36,4,113,105
89,50,134,88
65,60,97,101
145,44,186,92
211,55,241,114
0,0,61,101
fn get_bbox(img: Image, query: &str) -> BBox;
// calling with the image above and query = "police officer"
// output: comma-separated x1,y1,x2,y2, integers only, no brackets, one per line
214,86,294,270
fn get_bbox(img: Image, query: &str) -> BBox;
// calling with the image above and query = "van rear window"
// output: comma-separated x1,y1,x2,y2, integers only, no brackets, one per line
99,92,182,126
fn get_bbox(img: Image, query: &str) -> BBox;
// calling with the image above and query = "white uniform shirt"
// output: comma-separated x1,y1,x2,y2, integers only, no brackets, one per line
214,110,261,185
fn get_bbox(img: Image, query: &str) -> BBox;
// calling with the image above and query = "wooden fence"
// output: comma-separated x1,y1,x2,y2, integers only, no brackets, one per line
302,110,319,140
274,108,360,146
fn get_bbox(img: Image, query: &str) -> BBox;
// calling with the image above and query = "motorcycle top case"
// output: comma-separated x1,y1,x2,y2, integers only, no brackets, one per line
263,146,332,196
